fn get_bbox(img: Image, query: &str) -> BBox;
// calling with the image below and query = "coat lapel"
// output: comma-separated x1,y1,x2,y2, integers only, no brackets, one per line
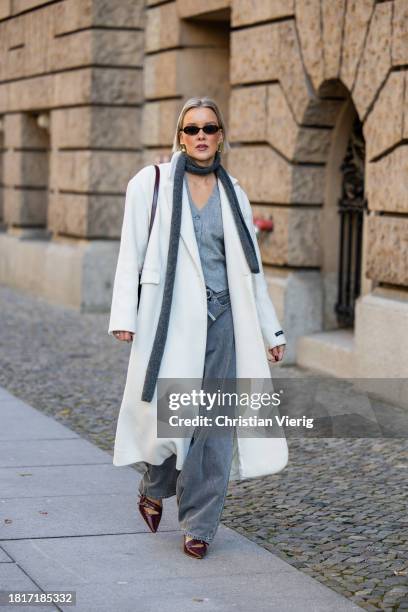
218,180,251,278
163,178,204,280
162,151,244,280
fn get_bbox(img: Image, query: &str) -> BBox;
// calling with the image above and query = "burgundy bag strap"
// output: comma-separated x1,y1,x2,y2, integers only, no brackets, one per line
137,164,160,312
148,164,160,238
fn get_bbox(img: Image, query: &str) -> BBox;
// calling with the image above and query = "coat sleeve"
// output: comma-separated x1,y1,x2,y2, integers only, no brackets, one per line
238,186,287,349
107,166,154,337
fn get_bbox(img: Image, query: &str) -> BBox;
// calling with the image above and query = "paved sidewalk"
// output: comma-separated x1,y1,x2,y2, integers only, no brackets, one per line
1,285,407,610
0,386,364,612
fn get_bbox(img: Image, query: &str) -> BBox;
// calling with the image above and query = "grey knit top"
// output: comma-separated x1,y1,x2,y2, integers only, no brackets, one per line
184,176,229,292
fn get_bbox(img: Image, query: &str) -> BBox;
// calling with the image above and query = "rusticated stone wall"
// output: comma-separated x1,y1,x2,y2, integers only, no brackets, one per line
142,0,407,297
0,0,407,322
0,0,144,239
228,0,407,293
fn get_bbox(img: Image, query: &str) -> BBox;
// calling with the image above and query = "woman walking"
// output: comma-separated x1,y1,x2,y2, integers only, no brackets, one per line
108,97,288,559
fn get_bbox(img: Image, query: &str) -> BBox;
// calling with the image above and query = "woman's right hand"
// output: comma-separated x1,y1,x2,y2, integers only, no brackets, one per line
113,331,134,343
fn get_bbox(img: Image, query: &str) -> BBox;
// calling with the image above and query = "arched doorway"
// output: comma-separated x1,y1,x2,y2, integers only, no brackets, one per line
334,113,367,328
318,81,368,333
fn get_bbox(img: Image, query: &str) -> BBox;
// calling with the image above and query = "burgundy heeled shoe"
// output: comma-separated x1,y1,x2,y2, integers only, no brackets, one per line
138,494,162,533
183,535,209,559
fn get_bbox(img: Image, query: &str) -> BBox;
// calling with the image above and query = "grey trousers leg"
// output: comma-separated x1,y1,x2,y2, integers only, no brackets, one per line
138,289,236,543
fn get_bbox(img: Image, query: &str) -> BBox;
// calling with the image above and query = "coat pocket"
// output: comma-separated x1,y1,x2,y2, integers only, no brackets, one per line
140,268,161,284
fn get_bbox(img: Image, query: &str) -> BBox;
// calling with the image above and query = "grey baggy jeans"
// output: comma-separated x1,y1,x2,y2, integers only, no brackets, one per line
138,286,236,543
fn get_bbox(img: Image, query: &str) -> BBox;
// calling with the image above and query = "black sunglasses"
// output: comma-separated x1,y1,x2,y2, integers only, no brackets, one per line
180,125,221,136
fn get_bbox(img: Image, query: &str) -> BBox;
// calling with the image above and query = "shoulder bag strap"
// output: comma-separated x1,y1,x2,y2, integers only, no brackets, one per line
137,165,160,309
148,164,160,239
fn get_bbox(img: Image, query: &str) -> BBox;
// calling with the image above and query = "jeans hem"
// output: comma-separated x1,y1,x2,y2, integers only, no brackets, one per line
182,529,212,544
138,489,176,500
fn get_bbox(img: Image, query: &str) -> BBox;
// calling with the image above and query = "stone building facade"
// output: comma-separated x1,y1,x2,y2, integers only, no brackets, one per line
0,0,407,384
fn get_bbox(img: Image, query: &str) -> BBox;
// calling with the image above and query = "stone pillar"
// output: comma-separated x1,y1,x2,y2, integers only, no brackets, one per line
0,0,145,310
47,0,145,241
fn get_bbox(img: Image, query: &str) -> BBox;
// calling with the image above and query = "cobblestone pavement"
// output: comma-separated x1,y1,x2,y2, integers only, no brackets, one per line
1,285,407,611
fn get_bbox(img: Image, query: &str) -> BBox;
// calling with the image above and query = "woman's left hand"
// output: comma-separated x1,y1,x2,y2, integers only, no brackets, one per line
267,344,285,363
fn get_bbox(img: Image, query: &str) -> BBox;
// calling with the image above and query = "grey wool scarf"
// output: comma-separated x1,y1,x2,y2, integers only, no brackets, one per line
141,150,260,402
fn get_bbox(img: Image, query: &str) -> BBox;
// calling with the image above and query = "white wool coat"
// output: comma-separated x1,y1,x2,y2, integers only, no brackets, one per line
108,151,289,480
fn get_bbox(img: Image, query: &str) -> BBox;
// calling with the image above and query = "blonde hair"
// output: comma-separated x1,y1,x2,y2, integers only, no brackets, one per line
172,96,231,154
